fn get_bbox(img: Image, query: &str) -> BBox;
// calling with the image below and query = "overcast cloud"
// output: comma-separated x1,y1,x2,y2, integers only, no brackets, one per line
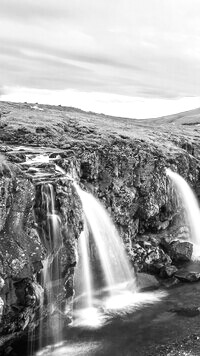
1,0,200,118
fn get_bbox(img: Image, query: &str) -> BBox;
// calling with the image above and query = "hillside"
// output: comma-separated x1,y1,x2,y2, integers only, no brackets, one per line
1,100,200,157
147,107,200,125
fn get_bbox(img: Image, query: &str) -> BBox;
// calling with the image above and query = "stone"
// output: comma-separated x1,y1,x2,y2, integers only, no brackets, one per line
159,265,178,278
175,269,200,282
170,241,193,262
161,238,193,262
144,246,172,274
170,307,200,317
136,272,160,291
161,276,180,288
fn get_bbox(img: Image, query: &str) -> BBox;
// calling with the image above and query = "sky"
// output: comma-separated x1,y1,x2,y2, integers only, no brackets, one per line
1,0,200,118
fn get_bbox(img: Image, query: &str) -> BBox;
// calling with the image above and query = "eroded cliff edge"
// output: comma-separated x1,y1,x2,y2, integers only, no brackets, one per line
0,101,200,350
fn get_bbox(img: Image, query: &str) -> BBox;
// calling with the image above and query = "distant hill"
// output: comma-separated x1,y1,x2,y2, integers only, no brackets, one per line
146,107,200,126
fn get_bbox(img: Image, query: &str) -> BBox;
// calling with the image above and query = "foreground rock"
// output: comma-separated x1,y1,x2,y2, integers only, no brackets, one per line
137,272,160,291
175,270,200,282
161,238,193,262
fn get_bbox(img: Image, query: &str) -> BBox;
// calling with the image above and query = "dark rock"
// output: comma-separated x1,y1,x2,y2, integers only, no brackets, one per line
131,242,172,274
36,127,46,133
161,276,180,288
175,269,200,282
137,272,160,291
170,241,193,262
144,247,172,274
159,265,178,278
170,307,200,317
161,237,193,262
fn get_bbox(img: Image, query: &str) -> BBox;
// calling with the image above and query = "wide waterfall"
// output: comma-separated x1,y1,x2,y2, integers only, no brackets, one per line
23,155,165,352
166,168,200,260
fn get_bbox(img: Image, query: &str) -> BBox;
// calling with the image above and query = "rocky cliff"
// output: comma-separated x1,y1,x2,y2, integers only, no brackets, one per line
0,101,200,351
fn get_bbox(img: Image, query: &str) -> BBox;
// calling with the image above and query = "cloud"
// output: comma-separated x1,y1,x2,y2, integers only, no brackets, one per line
1,0,200,114
0,0,71,21
0,89,5,97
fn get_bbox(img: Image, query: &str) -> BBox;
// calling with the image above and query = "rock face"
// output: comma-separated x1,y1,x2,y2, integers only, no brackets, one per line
0,152,83,347
1,101,200,349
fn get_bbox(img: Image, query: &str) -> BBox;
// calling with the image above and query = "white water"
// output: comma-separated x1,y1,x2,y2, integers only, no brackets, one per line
75,184,136,292
79,227,93,308
38,184,63,350
41,184,61,254
166,168,200,259
72,184,141,327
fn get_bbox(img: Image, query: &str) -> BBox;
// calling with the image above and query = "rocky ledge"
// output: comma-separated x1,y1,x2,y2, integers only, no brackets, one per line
1,101,200,352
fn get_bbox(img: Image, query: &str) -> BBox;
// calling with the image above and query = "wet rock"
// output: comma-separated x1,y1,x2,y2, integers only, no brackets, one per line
175,269,200,282
159,265,178,278
137,272,160,291
161,238,193,262
131,242,172,274
170,306,200,317
170,241,193,262
143,247,172,274
161,276,180,288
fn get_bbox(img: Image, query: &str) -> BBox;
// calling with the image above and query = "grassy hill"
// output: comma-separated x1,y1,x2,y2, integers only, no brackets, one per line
0,100,200,160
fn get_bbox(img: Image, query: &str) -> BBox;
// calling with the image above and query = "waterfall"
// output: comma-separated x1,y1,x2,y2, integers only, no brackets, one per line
38,183,63,349
78,227,93,309
73,184,137,326
166,168,200,259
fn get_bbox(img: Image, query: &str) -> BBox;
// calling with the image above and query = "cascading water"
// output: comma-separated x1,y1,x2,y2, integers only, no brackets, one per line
23,152,165,351
78,227,93,309
75,184,136,292
166,168,200,259
73,184,139,326
37,183,63,352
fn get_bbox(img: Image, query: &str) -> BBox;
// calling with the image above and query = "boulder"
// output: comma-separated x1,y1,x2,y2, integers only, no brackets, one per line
131,242,172,274
170,241,193,262
144,246,172,274
161,237,193,262
175,269,200,282
136,272,160,291
161,276,180,288
159,265,178,278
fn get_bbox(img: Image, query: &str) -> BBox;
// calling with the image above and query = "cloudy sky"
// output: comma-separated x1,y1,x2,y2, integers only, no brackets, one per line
1,0,200,118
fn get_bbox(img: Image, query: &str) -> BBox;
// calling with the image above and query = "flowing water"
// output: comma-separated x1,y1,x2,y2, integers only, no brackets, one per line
31,183,63,354
166,168,200,259
73,184,143,327
9,153,200,355
23,156,169,354
24,281,200,356
75,184,136,289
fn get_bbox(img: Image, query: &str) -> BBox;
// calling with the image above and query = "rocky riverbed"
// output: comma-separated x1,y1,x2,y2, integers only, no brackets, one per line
1,100,200,354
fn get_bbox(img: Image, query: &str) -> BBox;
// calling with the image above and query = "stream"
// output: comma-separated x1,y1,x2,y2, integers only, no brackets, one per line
11,281,200,356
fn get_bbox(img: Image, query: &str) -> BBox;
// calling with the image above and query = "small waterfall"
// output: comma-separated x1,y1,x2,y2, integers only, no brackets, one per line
41,184,61,254
166,168,200,259
38,183,63,349
79,227,93,309
74,184,137,325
